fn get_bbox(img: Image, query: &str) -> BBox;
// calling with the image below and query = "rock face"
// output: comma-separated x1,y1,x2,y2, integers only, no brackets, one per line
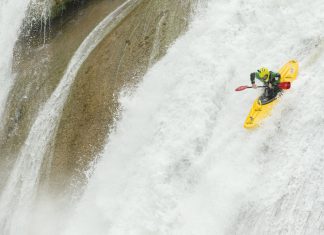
21,0,94,43
0,0,127,189
29,0,88,20
51,0,86,19
50,0,198,195
0,0,200,196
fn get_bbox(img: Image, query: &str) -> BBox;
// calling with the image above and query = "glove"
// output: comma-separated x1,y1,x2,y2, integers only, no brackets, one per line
252,83,257,89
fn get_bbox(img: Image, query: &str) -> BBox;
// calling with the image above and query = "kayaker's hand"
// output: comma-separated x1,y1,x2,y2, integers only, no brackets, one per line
268,83,272,88
252,84,257,89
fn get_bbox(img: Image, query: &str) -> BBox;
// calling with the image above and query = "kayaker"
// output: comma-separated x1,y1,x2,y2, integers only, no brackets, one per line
250,67,281,99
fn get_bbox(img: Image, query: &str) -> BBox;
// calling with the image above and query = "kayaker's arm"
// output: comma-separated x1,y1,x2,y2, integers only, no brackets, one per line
275,72,281,80
250,72,258,88
250,72,256,84
271,72,281,86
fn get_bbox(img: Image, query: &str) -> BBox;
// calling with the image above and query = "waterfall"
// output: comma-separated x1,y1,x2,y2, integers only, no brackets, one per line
2,0,323,234
0,0,33,128
64,0,324,234
0,1,143,234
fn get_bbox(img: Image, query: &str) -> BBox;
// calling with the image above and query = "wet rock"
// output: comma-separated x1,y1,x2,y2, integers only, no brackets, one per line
50,0,198,195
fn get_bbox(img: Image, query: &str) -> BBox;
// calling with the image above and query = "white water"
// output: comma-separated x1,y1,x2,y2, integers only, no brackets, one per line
1,0,324,234
0,0,32,129
63,0,324,235
0,1,143,234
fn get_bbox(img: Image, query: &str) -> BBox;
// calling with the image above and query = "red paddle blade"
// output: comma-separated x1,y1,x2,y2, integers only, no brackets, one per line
235,86,249,91
278,82,291,90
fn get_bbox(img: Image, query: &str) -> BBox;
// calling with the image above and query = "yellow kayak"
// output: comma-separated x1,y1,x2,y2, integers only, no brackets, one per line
244,60,299,129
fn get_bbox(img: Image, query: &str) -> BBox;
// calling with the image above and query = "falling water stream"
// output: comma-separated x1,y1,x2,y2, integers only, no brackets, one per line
0,0,33,127
1,0,324,235
0,1,142,234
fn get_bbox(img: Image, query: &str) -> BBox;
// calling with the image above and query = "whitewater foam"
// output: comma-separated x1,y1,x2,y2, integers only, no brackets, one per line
64,0,324,234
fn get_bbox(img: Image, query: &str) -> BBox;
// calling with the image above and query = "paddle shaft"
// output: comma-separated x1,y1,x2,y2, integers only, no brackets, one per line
235,82,290,91
245,86,266,89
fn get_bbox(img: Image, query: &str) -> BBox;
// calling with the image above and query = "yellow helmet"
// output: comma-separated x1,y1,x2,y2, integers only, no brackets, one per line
258,67,269,79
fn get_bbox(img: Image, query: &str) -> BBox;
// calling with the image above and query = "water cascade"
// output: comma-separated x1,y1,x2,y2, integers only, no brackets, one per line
1,0,324,234
0,1,141,234
64,0,324,234
0,0,33,126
